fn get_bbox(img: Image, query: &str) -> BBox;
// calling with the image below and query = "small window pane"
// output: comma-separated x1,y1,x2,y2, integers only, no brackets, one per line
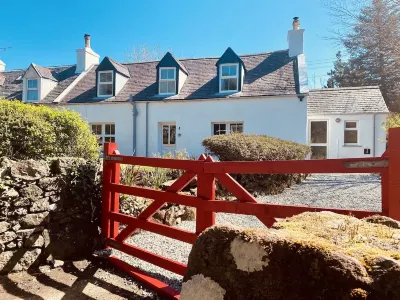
213,123,226,135
228,78,237,91
105,124,115,135
99,84,113,95
28,79,38,89
167,81,176,94
221,66,230,76
345,131,358,144
346,121,357,129
160,69,168,80
229,65,237,76
27,90,38,101
170,125,176,145
163,126,169,144
160,81,168,93
311,146,327,160
167,69,175,79
221,79,229,91
100,72,112,82
231,123,243,133
310,121,327,143
105,137,115,143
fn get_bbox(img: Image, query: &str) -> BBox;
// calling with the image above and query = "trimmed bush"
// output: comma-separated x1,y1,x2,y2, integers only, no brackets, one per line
202,134,311,195
0,100,99,160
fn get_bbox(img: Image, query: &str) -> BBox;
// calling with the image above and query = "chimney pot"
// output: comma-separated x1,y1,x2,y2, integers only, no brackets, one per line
84,34,91,48
293,17,300,30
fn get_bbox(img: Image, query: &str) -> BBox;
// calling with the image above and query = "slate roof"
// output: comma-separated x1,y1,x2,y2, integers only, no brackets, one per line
0,49,300,104
308,86,389,115
31,64,58,81
0,69,25,100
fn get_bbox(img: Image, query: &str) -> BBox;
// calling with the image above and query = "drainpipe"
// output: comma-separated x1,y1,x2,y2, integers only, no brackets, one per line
131,98,138,156
145,102,149,157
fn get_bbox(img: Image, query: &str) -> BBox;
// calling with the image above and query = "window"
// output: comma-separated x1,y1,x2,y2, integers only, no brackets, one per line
310,120,328,159
27,79,39,101
162,124,176,145
98,71,113,97
91,123,115,148
213,122,243,135
220,64,238,92
159,68,176,94
344,121,358,144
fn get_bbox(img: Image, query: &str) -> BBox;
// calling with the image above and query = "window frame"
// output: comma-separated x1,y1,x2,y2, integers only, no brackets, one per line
219,63,239,93
97,70,114,97
26,79,39,102
159,67,176,95
90,123,116,150
344,120,359,145
212,122,244,135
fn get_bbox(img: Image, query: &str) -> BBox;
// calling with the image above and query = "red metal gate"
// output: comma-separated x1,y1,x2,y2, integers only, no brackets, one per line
102,128,400,299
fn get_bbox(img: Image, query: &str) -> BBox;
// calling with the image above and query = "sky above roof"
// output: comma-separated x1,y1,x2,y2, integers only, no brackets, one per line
0,0,343,88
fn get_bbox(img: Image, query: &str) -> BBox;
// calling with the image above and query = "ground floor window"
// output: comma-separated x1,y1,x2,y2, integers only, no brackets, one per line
212,122,243,135
309,120,328,159
344,121,358,145
90,123,116,148
162,124,176,145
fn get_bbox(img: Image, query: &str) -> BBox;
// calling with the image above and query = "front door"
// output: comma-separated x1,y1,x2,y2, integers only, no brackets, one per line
160,123,176,154
310,120,328,159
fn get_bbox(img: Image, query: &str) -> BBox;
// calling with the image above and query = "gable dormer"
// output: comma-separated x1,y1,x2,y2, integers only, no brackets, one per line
156,52,188,95
216,47,245,93
22,63,57,102
96,57,130,98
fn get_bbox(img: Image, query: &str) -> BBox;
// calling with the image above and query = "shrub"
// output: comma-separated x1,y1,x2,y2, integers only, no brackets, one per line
202,134,311,195
0,100,99,160
385,113,400,130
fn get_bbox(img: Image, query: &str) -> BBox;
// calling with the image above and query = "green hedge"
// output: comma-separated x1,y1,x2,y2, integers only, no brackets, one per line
0,100,99,160
202,134,311,195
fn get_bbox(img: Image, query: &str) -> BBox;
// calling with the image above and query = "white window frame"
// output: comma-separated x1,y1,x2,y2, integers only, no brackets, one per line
219,63,239,93
97,70,114,97
344,120,359,145
159,67,176,95
90,123,116,149
26,79,39,102
212,122,244,135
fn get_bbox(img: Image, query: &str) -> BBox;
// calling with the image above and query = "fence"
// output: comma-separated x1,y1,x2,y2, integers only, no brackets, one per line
101,127,400,299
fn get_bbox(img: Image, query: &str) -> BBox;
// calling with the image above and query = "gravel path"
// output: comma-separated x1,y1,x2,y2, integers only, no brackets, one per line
113,173,382,292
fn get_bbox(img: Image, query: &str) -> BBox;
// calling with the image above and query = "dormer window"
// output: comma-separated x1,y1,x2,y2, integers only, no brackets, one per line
159,67,176,95
220,64,238,92
27,79,39,101
98,70,113,97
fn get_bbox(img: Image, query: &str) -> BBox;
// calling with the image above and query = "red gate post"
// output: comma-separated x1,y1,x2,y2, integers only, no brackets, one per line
388,128,400,221
196,155,216,234
110,149,121,239
102,143,118,240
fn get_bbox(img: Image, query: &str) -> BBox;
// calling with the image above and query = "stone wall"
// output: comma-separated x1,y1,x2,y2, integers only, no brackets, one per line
0,157,102,274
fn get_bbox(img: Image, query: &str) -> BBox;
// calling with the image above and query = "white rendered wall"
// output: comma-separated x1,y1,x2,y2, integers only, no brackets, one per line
22,67,40,102
40,78,57,99
178,69,187,92
307,113,388,158
115,73,129,95
64,103,134,155
135,96,307,157
76,48,100,73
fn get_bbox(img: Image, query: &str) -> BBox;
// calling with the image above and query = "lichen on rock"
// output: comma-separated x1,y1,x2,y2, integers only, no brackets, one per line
230,237,269,272
180,274,226,300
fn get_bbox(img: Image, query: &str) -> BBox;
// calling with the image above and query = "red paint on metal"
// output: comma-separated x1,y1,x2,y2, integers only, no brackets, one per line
388,128,400,220
108,256,180,300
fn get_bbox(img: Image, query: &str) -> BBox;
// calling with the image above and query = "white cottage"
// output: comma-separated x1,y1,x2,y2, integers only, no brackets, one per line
0,17,389,159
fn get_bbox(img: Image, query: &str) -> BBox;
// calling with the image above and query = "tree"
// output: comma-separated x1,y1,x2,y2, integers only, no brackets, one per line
126,44,165,62
324,0,400,110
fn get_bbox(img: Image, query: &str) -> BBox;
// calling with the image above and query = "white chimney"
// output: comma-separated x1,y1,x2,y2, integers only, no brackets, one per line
0,60,5,72
287,17,305,57
76,34,100,73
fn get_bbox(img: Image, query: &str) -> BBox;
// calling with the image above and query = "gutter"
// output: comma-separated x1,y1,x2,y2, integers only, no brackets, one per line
131,97,138,156
373,113,377,157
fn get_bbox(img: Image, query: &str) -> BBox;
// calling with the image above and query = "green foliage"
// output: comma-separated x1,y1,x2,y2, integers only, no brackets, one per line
0,100,99,160
385,113,400,130
202,134,311,195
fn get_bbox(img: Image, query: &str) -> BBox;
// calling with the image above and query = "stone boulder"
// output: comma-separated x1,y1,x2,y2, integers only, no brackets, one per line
182,212,400,300
10,160,49,181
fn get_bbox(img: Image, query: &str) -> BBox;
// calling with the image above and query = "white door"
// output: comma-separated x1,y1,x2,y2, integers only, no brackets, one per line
160,123,176,154
309,120,328,159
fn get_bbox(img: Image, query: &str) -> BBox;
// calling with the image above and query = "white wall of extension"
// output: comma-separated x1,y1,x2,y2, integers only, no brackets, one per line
134,96,308,157
307,113,388,159
64,103,134,155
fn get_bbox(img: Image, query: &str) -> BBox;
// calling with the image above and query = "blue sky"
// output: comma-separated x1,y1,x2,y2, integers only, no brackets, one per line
0,0,343,88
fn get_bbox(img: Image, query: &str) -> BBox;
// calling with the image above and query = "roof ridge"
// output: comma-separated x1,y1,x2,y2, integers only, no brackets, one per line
310,86,380,92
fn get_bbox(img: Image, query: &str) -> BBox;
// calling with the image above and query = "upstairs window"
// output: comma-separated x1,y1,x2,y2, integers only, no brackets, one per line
98,71,113,97
220,64,238,92
27,79,39,101
344,121,358,144
159,67,176,94
91,123,116,148
213,122,243,135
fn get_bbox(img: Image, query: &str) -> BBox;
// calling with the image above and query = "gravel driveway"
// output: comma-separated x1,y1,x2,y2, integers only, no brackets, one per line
113,173,382,292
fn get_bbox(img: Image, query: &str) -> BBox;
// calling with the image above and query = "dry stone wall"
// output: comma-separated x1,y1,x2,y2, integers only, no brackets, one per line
0,157,102,274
